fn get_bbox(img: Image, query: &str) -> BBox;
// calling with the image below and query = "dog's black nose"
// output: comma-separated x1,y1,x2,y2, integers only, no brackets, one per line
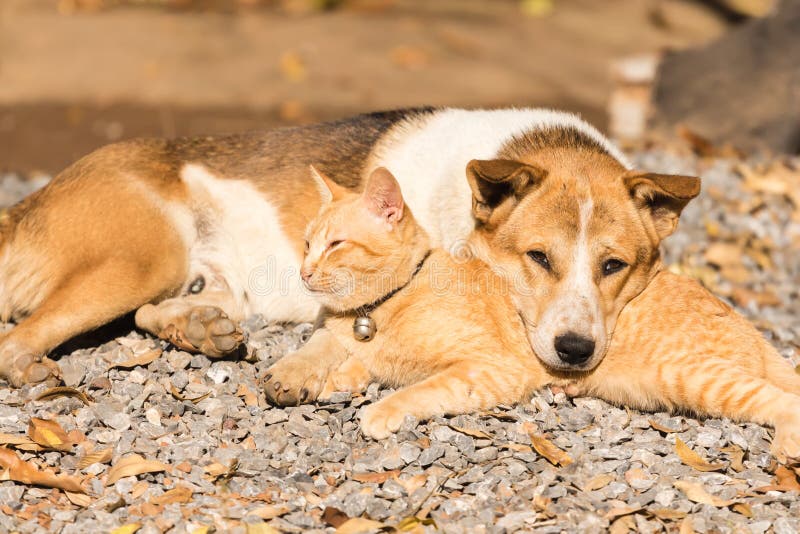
554,332,595,365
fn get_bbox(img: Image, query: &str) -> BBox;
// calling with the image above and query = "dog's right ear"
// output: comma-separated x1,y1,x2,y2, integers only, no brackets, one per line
466,159,548,224
310,165,349,203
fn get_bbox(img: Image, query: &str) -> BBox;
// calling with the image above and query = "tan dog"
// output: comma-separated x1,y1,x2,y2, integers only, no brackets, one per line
266,166,800,462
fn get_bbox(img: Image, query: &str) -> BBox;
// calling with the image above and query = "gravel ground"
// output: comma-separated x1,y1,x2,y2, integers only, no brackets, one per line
0,149,798,534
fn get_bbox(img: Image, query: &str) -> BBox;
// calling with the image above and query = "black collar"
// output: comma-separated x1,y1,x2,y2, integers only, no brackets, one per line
352,250,431,317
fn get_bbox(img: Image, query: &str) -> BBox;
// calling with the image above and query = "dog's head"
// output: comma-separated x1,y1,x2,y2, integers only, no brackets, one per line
467,145,700,371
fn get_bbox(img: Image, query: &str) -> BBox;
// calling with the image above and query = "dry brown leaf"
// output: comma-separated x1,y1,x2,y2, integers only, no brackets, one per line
648,419,685,434
247,504,290,520
65,490,92,507
0,433,44,452
679,516,696,534
649,508,687,520
0,447,85,493
247,523,281,534
111,524,142,534
528,433,573,467
150,486,193,505
110,348,162,370
28,418,73,452
395,516,437,531
235,383,259,407
501,442,532,453
35,387,93,405
106,454,168,485
279,51,307,82
675,437,726,472
732,502,753,518
449,425,492,439
395,474,427,495
774,465,800,491
322,506,350,528
170,385,211,403
78,447,113,469
720,445,745,472
605,505,643,520
335,517,386,534
609,514,636,534
673,480,734,507
582,473,615,492
352,470,400,484
704,242,742,268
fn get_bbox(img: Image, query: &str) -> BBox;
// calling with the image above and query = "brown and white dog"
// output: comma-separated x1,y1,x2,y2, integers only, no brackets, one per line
0,107,697,388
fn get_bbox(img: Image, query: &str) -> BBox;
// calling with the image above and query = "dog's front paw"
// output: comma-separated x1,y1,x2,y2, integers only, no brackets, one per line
161,306,244,358
1,352,62,388
360,400,408,440
771,419,800,464
264,354,329,406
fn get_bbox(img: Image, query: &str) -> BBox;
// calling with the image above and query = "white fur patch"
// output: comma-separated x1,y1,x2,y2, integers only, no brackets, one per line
179,164,319,322
372,107,630,251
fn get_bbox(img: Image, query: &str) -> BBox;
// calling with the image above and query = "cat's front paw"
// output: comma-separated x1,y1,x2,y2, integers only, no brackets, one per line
360,401,408,440
771,419,800,463
264,354,329,406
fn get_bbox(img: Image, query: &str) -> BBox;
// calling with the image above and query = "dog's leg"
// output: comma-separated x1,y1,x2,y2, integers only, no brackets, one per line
263,328,348,406
135,291,244,358
359,361,531,440
0,257,186,387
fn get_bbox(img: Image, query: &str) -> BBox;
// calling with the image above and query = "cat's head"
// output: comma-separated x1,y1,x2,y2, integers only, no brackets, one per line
466,154,700,372
301,166,429,312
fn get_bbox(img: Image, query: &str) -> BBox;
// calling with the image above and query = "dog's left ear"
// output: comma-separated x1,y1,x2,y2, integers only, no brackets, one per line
466,159,548,224
623,171,701,240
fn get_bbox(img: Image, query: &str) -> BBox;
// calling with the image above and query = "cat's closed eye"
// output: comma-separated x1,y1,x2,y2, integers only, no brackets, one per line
327,240,344,251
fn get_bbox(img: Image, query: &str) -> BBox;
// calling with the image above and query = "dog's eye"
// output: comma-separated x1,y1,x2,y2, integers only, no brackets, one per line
603,258,627,276
527,250,550,270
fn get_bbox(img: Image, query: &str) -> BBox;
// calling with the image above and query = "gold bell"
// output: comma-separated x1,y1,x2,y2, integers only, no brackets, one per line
353,316,377,342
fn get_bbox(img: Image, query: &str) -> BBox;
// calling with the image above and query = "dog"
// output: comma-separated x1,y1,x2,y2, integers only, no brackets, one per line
0,107,697,388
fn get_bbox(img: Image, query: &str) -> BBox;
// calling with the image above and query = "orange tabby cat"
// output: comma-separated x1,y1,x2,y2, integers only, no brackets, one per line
265,166,800,462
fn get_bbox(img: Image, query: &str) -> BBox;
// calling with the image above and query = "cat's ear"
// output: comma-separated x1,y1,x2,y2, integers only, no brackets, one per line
622,171,701,240
466,159,548,224
362,167,404,224
310,165,349,203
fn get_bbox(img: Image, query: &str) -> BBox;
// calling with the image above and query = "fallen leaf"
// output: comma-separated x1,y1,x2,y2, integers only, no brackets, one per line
732,502,753,518
150,486,193,505
247,504,290,520
335,517,386,534
28,418,73,452
673,480,734,507
582,473,615,492
774,465,800,491
500,442,532,453
605,505,643,520
720,445,745,472
322,506,350,528
352,470,400,484
111,524,142,534
395,516,437,531
528,433,573,467
65,490,92,507
106,454,168,485
235,383,259,407
649,419,685,434
0,433,44,452
0,447,85,493
449,425,492,439
649,508,687,520
247,523,281,534
675,437,726,472
704,242,742,268
78,447,113,469
609,514,636,534
35,387,93,405
170,385,211,403
395,474,427,495
679,516,696,534
110,348,162,370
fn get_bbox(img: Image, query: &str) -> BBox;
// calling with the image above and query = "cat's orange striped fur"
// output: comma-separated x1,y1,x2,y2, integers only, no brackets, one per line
266,166,800,463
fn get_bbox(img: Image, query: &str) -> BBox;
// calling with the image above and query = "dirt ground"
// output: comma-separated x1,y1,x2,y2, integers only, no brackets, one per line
0,0,730,174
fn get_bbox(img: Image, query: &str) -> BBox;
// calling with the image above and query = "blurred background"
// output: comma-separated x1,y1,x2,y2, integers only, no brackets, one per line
0,0,793,176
